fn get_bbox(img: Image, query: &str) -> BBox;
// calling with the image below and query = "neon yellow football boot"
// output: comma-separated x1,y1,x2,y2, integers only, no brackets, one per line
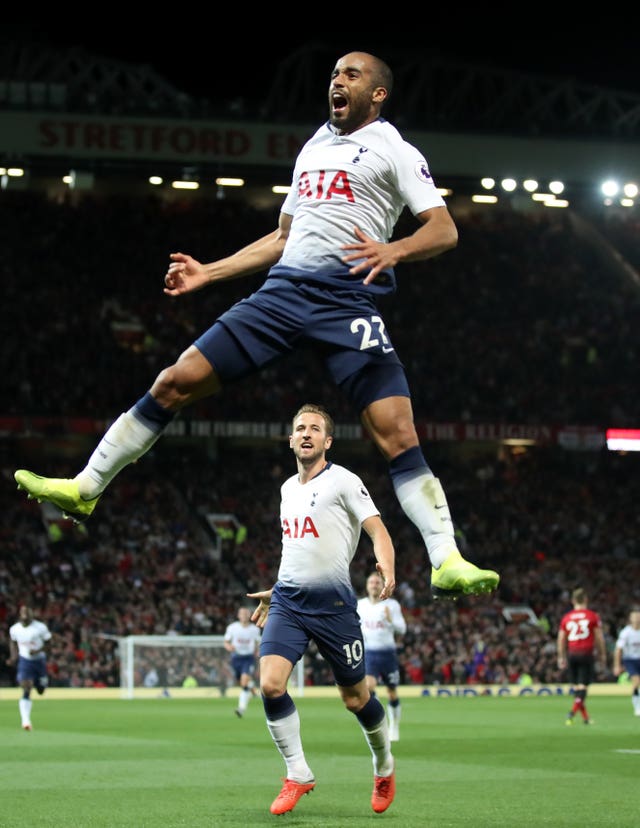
14,470,100,522
431,549,499,600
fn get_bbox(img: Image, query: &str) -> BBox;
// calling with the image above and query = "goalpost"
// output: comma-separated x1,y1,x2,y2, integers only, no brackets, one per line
117,635,306,699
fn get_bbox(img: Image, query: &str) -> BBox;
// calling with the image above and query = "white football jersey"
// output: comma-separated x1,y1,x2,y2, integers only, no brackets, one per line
224,621,261,656
9,619,51,660
277,462,379,591
357,596,407,651
616,625,640,659
272,118,445,290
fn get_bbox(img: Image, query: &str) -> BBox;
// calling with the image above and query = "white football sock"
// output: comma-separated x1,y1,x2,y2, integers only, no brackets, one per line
19,697,32,725
266,708,314,782
75,410,163,499
393,475,457,568
387,702,401,726
358,715,393,776
238,688,252,713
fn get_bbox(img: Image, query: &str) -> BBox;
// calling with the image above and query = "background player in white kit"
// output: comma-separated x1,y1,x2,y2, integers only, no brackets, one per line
15,51,498,603
223,605,261,717
358,570,407,741
248,404,397,816
7,605,52,730
613,609,640,717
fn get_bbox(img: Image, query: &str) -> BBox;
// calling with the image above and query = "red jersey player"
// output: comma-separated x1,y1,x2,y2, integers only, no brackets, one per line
557,587,607,725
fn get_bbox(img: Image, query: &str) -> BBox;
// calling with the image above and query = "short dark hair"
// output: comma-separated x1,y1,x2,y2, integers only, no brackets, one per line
371,55,393,102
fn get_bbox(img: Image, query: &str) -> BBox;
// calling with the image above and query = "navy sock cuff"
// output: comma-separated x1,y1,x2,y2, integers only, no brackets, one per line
263,692,296,720
388,446,428,483
133,392,175,431
355,695,386,728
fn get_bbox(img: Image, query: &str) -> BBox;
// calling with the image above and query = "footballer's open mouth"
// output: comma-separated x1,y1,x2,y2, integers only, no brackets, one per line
331,92,348,114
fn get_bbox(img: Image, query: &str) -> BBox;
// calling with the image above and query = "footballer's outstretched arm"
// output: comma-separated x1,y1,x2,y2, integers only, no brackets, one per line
164,211,292,296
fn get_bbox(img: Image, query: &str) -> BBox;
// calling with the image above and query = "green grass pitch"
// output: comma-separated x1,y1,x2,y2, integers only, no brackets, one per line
1,694,638,827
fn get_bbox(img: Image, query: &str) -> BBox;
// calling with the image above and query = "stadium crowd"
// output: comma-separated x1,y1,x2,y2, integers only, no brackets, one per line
1,190,639,691
1,438,638,691
1,190,639,426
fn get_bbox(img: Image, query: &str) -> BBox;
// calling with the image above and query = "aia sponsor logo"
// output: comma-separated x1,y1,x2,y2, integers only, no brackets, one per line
297,170,355,202
282,516,319,538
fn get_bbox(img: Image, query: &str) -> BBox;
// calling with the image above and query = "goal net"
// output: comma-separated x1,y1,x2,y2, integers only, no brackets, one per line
117,635,305,699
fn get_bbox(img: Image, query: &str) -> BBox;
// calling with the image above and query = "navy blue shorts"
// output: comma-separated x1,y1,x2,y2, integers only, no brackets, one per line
230,654,256,681
16,656,48,686
365,649,401,689
193,277,410,411
260,592,366,687
622,658,640,678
